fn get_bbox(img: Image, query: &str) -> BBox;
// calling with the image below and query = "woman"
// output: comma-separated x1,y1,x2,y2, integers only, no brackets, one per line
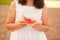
6,0,50,40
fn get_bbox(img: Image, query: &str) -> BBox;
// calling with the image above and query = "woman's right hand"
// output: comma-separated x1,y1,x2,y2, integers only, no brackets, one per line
17,21,27,29
6,21,27,31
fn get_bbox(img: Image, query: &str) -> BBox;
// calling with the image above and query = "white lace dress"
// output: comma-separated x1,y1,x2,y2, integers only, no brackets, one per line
10,0,47,40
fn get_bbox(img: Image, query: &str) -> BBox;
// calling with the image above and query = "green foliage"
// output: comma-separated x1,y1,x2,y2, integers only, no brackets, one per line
0,0,13,4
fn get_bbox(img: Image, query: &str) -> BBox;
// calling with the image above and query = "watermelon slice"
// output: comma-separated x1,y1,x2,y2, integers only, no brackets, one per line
23,15,36,24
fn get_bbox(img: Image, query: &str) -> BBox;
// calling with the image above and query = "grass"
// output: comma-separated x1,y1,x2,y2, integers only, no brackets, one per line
0,0,13,4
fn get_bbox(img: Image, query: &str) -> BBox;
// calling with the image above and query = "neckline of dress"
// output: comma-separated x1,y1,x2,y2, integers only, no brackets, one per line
19,4,36,9
18,3,42,10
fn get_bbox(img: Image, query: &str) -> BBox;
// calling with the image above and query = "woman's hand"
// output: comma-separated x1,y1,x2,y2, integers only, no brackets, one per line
6,21,27,31
17,21,27,29
32,23,50,32
32,23,42,31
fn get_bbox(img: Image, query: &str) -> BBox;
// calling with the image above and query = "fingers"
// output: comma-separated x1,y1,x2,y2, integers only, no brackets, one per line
32,24,38,28
20,23,26,27
17,21,27,27
19,21,26,23
17,22,26,28
19,23,26,25
18,21,27,24
32,23,41,29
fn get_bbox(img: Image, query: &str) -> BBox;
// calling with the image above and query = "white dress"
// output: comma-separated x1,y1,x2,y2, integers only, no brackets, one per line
10,0,47,40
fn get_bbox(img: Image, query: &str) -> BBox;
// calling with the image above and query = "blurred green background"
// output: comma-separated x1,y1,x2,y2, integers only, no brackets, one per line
0,0,13,4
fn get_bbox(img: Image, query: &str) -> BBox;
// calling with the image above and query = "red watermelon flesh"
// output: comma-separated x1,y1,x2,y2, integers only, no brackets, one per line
23,16,36,24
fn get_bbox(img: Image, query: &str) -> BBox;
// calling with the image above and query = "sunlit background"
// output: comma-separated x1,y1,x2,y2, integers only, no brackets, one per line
0,0,60,40
45,0,60,8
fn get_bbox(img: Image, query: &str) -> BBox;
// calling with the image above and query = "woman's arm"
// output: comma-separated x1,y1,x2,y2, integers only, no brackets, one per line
40,5,50,32
6,1,26,31
32,6,50,32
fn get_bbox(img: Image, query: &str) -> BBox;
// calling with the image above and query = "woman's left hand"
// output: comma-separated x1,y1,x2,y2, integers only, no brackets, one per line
32,23,42,31
32,23,50,32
